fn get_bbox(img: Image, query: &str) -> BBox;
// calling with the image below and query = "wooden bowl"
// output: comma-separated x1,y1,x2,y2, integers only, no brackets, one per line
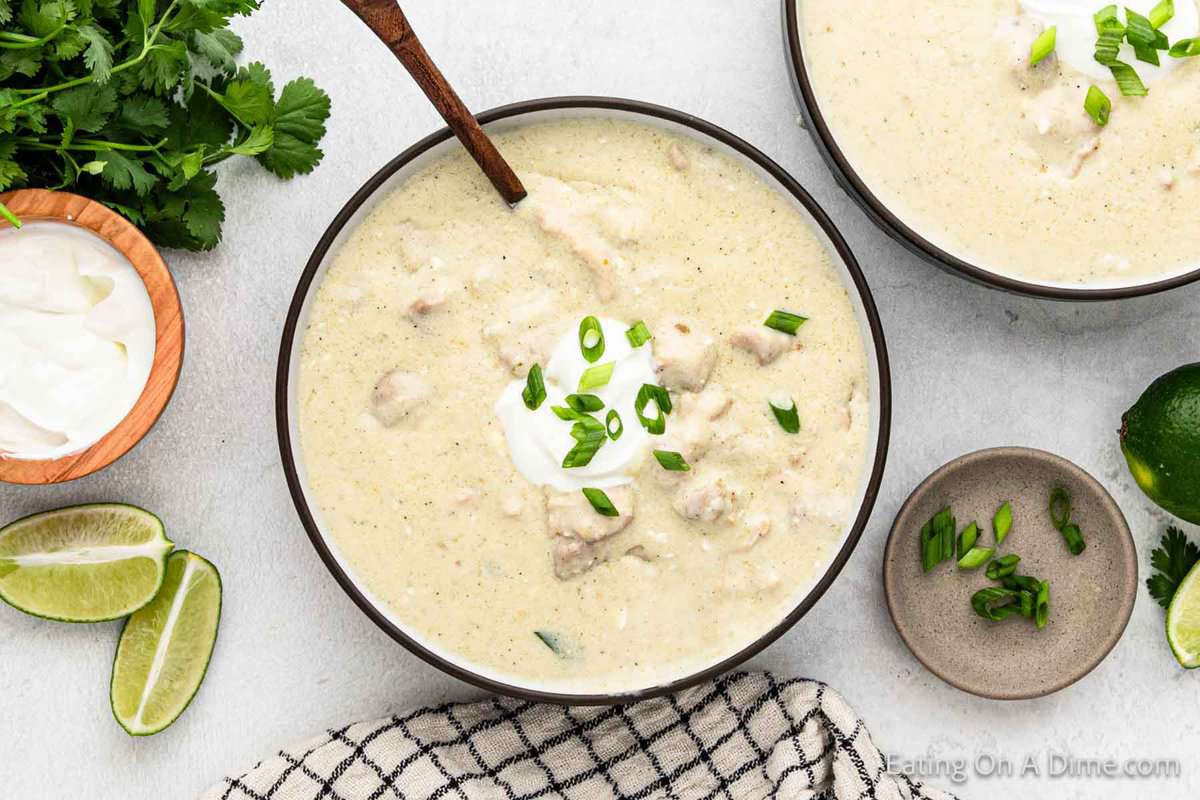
0,189,184,485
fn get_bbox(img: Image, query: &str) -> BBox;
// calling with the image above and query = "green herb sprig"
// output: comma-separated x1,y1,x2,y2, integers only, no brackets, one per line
1147,526,1200,608
0,0,331,249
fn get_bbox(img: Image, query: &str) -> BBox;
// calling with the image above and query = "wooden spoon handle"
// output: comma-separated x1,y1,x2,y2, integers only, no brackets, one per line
339,0,527,205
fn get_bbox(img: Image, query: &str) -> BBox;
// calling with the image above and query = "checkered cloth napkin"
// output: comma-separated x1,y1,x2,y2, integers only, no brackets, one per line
203,672,957,800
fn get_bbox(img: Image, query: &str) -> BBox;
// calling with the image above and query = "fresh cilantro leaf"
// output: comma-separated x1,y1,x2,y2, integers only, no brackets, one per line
216,77,272,125
135,38,187,94
94,148,155,195
145,169,224,250
258,76,330,179
51,83,117,132
20,0,77,38
189,28,241,73
0,140,28,190
233,60,273,93
0,0,13,23
226,123,271,155
117,93,168,132
77,23,114,82
164,89,232,150
1148,527,1200,609
0,49,43,81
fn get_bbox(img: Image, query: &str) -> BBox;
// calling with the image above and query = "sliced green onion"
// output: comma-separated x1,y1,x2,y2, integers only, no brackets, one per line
1108,61,1149,96
551,405,587,421
625,321,652,348
1035,581,1051,629
578,316,605,363
768,394,800,434
1002,575,1043,594
635,384,672,435
1030,26,1057,65
1019,591,1036,619
1150,0,1175,28
1169,37,1200,56
986,554,1021,581
957,522,979,560
921,507,956,572
1124,8,1158,47
578,362,614,392
0,201,22,229
522,364,546,410
605,409,623,440
1060,522,1087,556
958,546,995,571
1048,486,1072,530
562,417,607,468
1084,86,1112,126
764,309,808,336
653,450,691,472
1094,29,1125,64
534,630,566,657
993,501,1013,546
1133,43,1161,65
582,487,618,517
565,393,604,413
971,588,1022,622
1094,4,1123,35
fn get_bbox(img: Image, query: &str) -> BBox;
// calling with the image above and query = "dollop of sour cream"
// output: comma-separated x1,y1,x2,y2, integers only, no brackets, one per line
0,222,156,460
495,317,655,491
1021,0,1200,84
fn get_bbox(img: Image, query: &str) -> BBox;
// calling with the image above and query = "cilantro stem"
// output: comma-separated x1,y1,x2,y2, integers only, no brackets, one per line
14,136,168,153
0,24,67,49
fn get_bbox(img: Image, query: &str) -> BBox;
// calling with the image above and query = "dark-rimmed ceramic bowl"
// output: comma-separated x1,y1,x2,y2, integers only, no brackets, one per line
781,0,1200,301
277,97,892,705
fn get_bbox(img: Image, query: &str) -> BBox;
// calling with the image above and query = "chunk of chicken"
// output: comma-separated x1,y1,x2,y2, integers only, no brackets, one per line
482,292,557,375
370,370,431,427
731,324,795,365
655,319,717,392
667,142,690,171
518,173,646,301
672,474,737,523
658,386,733,464
552,537,601,580
732,513,772,552
402,262,455,318
547,487,635,542
1022,83,1103,178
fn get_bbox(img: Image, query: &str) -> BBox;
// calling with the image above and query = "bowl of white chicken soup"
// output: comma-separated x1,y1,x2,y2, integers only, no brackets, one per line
278,98,891,702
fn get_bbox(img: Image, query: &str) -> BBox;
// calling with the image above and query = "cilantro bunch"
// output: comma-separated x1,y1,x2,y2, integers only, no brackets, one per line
0,0,331,250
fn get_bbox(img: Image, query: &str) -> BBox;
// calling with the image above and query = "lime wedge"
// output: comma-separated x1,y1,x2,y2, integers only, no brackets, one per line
111,551,221,735
0,504,173,622
1167,560,1200,669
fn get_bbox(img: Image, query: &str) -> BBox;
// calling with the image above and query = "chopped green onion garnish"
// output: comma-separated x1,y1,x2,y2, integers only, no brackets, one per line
1048,486,1072,530
1150,0,1175,29
1060,522,1087,556
522,364,546,410
1002,574,1043,594
921,507,956,572
986,554,1021,581
1094,29,1125,64
1124,8,1159,47
606,409,623,440
565,394,605,413
957,522,979,560
582,487,619,517
971,587,1023,622
958,546,995,571
1170,37,1200,56
993,501,1013,545
1108,60,1149,95
1094,5,1123,35
1035,581,1051,629
1031,26,1057,65
562,417,607,468
1084,86,1112,126
653,450,691,472
768,394,800,434
764,309,808,336
578,316,605,363
1019,591,1036,620
635,384,672,435
578,362,614,392
0,201,22,229
534,630,566,657
551,405,587,421
625,321,652,348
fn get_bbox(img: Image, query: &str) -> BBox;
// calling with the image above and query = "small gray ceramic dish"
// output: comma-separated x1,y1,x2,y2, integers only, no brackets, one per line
883,447,1137,700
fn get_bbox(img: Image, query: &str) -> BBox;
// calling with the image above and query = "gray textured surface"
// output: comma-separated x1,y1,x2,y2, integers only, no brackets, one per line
2,2,1198,798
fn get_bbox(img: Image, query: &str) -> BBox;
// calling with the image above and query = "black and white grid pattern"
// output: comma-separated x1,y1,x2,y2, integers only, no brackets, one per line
204,672,958,800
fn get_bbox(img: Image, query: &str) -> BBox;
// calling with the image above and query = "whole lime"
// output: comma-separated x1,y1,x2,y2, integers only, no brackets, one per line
1120,363,1200,524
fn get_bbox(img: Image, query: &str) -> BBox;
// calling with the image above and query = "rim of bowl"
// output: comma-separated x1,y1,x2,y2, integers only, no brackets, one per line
0,189,184,485
882,446,1138,700
781,0,1200,301
276,96,893,705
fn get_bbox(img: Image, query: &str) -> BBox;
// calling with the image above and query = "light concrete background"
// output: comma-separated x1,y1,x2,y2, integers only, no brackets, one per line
2,2,1198,798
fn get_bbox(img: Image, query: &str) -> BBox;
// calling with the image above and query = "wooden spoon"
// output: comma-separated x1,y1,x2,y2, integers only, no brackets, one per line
339,0,527,205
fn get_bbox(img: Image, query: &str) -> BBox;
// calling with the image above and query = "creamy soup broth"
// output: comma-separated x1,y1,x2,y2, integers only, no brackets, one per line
801,0,1200,286
297,117,872,694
